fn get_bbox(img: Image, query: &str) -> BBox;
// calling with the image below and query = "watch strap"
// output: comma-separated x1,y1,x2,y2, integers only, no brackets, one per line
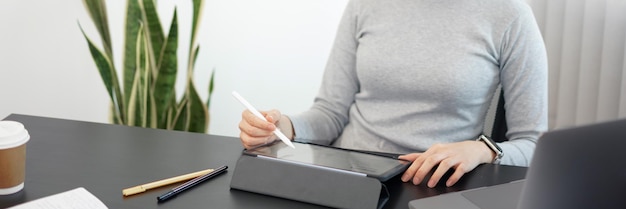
477,134,503,164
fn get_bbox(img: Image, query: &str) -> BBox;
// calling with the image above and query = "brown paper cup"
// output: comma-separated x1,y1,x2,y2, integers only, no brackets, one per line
0,121,30,195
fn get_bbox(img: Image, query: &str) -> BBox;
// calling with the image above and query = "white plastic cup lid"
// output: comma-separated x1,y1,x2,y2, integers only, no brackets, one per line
0,121,30,149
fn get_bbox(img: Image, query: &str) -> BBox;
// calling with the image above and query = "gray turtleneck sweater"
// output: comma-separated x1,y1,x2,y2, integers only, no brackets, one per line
289,0,547,166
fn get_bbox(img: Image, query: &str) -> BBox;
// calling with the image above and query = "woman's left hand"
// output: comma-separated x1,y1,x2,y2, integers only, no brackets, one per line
398,140,495,188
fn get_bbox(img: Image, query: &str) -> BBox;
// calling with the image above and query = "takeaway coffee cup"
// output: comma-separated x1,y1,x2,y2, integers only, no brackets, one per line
0,121,30,195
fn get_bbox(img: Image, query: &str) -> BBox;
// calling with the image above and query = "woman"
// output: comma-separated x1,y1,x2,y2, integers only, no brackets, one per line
238,0,547,188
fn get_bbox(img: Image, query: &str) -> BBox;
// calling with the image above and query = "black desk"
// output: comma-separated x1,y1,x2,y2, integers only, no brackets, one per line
0,114,526,208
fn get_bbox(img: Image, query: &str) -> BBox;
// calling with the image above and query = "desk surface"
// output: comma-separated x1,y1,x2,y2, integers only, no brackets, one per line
0,114,526,208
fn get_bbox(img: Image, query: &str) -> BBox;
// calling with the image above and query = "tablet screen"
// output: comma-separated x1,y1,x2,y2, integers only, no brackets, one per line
243,141,410,181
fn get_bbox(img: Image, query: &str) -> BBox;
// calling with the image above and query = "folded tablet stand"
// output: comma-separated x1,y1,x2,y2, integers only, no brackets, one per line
230,154,389,209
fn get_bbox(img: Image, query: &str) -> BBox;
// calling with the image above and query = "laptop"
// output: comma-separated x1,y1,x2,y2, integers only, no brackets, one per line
409,118,626,209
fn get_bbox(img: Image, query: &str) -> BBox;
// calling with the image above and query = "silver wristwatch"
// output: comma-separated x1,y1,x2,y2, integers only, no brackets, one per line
476,134,503,164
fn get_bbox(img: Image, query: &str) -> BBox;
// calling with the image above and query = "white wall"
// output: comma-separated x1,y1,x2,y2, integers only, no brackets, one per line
0,0,348,137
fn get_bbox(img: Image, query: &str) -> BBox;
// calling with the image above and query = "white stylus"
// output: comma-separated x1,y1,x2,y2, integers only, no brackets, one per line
232,91,296,149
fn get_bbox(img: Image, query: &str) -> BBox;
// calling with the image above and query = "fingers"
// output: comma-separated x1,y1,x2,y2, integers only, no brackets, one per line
398,153,420,161
409,146,446,186
446,164,469,187
242,110,276,130
428,158,456,188
264,109,282,124
238,132,272,149
401,141,482,188
238,109,281,149
400,153,422,184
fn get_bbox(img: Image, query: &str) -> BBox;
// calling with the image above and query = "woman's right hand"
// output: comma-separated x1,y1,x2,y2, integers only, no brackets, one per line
238,109,284,149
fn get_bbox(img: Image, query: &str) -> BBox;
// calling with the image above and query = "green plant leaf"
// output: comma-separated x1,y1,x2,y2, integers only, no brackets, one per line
79,23,125,124
123,0,142,106
138,33,149,127
172,97,188,131
136,23,158,129
127,58,141,126
127,23,147,127
138,0,165,67
187,0,204,74
189,0,204,51
154,9,179,128
172,85,207,133
190,46,215,109
148,85,158,129
188,45,200,81
141,57,156,129
165,91,178,129
207,69,215,108
184,80,209,133
82,0,113,60
204,69,215,130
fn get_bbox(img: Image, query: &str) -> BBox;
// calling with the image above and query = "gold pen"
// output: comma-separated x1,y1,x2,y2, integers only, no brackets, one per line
122,168,214,196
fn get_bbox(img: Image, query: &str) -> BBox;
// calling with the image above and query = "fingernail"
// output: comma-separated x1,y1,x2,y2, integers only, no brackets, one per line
413,178,420,185
401,174,408,182
428,181,435,188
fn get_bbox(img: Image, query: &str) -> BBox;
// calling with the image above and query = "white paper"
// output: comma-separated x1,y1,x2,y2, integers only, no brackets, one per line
9,187,108,209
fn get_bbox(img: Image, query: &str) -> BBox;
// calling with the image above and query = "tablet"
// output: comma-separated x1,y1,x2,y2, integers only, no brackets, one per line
243,141,410,181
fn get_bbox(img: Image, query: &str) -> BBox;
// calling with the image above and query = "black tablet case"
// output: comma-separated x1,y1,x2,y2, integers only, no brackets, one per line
230,153,388,209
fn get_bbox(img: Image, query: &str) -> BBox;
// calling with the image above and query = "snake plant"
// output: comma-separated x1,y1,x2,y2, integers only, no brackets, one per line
79,0,214,133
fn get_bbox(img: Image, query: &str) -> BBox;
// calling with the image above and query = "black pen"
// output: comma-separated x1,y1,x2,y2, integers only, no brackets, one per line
157,165,228,203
